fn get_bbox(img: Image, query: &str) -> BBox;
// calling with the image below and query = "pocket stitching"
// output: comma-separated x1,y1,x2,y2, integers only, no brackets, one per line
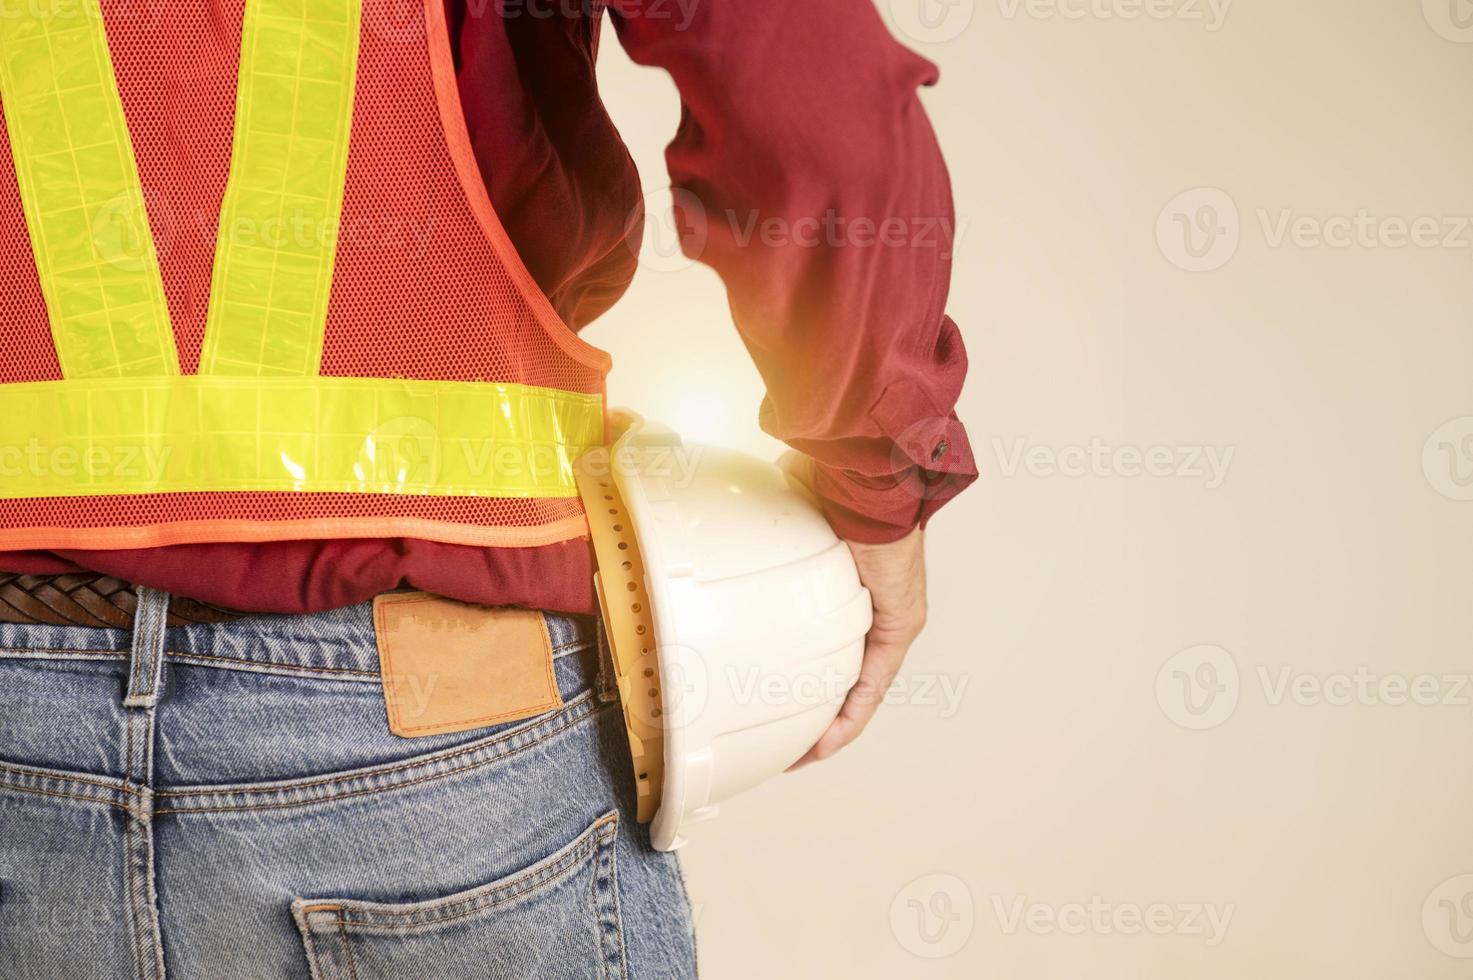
593,819,627,980
298,812,620,937
335,912,361,980
156,692,606,814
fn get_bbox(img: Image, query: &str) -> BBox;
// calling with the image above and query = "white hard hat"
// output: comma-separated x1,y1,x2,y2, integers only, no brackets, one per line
576,413,872,851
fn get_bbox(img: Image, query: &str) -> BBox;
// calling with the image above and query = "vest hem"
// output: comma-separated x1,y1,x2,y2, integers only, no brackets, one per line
0,514,592,552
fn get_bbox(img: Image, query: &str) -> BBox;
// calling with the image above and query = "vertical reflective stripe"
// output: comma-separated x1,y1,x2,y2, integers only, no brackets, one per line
0,0,178,379
199,0,362,377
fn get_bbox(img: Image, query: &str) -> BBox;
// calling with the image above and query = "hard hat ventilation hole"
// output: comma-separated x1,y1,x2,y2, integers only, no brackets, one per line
576,449,666,826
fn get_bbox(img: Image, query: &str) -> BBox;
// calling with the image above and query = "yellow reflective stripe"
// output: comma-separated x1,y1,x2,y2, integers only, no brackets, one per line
0,0,178,379
0,377,602,499
200,0,362,376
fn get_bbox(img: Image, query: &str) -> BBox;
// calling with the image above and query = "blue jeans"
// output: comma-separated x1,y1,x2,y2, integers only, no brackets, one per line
0,590,697,979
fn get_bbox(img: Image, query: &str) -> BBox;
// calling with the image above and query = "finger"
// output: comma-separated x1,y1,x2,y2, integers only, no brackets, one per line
786,687,884,769
788,640,907,769
787,712,864,770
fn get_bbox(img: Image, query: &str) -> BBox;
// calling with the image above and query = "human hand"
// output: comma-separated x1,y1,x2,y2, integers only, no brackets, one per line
790,525,928,768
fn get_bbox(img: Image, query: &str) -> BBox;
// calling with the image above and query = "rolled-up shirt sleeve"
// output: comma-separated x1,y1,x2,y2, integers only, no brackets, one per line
610,0,977,542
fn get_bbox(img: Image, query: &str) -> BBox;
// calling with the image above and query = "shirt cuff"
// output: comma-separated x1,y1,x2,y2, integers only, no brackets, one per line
800,412,977,544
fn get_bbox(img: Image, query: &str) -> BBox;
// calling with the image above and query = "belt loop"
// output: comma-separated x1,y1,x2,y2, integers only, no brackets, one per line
124,587,170,708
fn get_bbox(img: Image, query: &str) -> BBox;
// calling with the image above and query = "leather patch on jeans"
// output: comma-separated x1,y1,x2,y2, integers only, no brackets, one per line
373,593,563,738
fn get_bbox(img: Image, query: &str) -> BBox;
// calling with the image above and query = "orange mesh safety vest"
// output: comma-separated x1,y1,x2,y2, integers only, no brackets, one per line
0,0,609,551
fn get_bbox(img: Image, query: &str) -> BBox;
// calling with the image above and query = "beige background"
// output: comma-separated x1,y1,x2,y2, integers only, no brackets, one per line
585,2,1473,977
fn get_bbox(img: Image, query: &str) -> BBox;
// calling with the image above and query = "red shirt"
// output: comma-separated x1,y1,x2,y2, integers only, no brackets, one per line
0,0,976,614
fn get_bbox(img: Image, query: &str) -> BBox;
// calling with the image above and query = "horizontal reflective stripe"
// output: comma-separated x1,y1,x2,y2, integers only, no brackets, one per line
200,0,362,376
0,377,603,499
0,0,179,378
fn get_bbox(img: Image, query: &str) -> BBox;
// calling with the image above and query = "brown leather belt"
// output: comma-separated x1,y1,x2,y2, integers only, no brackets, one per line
0,573,243,628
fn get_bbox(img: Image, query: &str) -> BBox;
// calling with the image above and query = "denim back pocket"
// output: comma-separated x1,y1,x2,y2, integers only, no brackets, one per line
292,811,626,980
